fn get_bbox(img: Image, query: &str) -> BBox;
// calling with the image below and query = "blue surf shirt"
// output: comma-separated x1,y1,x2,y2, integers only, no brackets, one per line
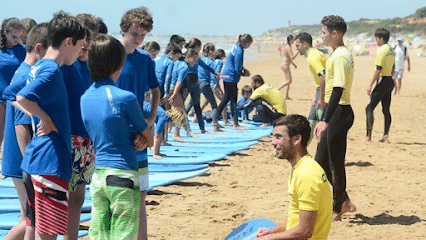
0,44,26,101
222,43,244,83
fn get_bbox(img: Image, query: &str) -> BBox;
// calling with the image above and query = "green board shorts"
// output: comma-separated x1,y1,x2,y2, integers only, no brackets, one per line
89,167,140,240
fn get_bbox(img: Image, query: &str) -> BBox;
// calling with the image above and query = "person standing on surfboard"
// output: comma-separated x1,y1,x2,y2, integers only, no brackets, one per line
256,115,332,240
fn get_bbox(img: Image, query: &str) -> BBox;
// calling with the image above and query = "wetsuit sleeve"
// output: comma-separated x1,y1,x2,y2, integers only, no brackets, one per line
198,59,218,76
164,63,173,94
237,98,254,110
125,95,148,132
321,87,343,123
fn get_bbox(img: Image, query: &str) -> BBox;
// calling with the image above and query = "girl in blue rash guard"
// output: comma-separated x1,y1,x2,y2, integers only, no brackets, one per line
212,34,253,132
155,43,182,106
168,49,199,142
183,38,217,133
0,18,25,155
187,43,218,118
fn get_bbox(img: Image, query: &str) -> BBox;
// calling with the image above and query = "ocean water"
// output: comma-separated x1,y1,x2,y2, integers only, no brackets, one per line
111,34,271,60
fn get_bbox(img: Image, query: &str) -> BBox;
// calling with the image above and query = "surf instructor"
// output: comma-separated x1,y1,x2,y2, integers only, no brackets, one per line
255,115,332,240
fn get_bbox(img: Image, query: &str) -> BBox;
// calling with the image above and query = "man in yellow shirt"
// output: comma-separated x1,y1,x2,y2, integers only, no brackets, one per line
314,15,356,221
256,115,332,240
238,74,286,126
294,32,328,144
365,28,395,143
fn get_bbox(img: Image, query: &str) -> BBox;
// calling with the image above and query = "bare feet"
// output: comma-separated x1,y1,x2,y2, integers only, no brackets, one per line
213,125,223,132
260,123,271,127
223,122,232,126
379,135,390,143
0,174,5,179
187,131,198,138
332,201,357,221
233,125,247,130
173,136,186,142
201,130,210,134
364,136,372,143
153,154,162,160
161,141,172,146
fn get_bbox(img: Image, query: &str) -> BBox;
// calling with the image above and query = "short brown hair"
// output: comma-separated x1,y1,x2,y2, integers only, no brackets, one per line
26,23,48,53
76,13,99,33
120,7,153,33
87,34,126,82
21,18,37,33
273,115,311,148
321,15,347,34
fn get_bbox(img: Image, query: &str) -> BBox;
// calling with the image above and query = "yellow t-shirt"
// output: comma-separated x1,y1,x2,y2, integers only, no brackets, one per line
250,83,287,115
375,44,395,77
324,46,354,105
306,48,328,89
287,155,332,240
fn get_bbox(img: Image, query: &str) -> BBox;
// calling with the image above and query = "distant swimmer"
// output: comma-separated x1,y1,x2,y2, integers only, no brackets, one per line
365,28,395,143
393,37,410,95
278,35,299,100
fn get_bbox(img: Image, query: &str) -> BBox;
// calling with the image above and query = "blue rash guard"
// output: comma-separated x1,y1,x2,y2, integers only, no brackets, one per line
0,44,26,102
221,43,244,84
81,78,148,171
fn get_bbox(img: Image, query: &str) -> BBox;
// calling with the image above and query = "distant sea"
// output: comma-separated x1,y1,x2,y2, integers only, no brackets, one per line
111,33,270,60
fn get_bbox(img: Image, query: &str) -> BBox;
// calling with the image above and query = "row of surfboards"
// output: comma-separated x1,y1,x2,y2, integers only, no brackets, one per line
0,121,274,239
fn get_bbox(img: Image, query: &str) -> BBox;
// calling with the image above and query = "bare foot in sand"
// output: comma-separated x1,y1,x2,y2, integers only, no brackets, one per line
332,201,357,221
187,131,198,138
233,125,247,130
153,154,162,160
173,136,186,142
379,135,390,143
364,136,372,143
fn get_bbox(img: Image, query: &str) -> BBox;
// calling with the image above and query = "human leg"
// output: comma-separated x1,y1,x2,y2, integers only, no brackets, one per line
6,178,27,240
65,136,95,240
280,64,292,100
325,105,355,219
138,165,149,240
380,82,394,142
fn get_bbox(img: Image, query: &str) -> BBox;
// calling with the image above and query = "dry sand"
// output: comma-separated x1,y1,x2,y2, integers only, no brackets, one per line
80,43,426,239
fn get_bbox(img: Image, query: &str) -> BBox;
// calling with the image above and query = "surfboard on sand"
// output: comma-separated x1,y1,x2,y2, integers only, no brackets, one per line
224,218,276,240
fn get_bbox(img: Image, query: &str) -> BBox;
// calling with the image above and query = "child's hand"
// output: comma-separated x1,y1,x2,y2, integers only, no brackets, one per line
132,132,149,151
37,118,58,137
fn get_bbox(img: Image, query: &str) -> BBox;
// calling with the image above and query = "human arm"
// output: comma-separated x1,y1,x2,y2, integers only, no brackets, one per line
256,223,287,238
255,211,317,240
15,95,57,136
145,87,160,127
317,74,326,110
314,87,343,140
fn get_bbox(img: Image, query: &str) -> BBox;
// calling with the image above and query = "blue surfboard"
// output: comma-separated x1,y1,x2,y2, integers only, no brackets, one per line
149,164,208,172
224,218,276,240
0,212,91,230
146,153,227,165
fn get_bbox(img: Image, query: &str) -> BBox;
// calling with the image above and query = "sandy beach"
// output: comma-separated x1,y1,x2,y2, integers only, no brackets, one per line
131,42,426,240
59,41,424,239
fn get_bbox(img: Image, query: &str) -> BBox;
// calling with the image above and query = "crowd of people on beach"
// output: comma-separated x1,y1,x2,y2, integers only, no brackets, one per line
0,4,412,240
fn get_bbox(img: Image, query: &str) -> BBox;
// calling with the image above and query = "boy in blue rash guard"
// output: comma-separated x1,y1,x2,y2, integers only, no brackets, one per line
81,34,153,240
212,34,253,132
237,85,254,121
2,23,48,240
168,49,199,142
60,13,99,240
155,43,182,105
115,7,160,240
0,18,26,155
14,12,86,239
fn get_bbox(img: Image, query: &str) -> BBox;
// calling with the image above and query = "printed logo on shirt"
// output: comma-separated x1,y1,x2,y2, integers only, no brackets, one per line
28,65,41,84
322,173,328,182
105,87,118,114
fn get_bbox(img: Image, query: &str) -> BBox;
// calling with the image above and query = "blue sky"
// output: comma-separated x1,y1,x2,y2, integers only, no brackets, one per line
2,0,425,36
